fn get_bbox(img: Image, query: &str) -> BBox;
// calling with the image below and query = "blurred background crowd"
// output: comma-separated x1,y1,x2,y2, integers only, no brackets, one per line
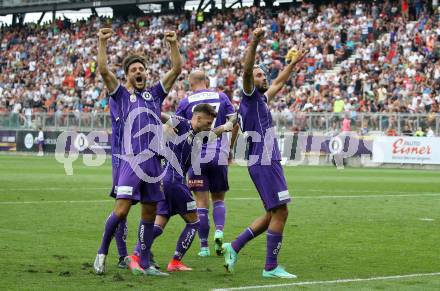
0,0,439,135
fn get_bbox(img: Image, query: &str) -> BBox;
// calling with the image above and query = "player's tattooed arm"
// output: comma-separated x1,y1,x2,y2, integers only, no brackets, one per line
265,48,307,102
161,31,183,93
243,22,264,95
97,28,118,94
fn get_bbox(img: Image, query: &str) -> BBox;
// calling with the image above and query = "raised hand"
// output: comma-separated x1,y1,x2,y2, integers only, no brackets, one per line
253,20,265,42
290,48,308,66
164,31,178,44
98,28,113,42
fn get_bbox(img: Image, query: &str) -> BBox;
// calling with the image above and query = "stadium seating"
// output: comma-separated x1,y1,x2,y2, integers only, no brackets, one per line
0,1,439,135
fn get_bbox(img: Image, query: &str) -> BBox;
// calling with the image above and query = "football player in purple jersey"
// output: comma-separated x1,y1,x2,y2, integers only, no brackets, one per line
93,27,182,276
176,70,237,257
222,22,306,278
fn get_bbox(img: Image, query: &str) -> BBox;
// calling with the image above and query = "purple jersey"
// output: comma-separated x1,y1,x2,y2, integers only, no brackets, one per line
176,89,235,160
238,88,281,165
164,117,194,183
109,97,122,168
109,82,167,155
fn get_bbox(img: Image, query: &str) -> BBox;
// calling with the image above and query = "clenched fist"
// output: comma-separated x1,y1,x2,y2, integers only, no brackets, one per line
98,28,113,42
164,31,178,44
253,27,265,42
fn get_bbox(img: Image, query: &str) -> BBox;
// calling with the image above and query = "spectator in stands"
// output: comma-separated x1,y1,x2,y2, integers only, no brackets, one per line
386,126,398,136
414,127,425,136
0,1,438,136
426,126,435,137
402,125,413,136
342,115,351,132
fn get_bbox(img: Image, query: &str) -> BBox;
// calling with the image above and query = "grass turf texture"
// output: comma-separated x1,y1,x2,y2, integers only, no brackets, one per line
0,154,439,290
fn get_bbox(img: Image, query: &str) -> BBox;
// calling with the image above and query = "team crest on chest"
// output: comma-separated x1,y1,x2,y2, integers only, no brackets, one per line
142,91,153,101
129,93,136,103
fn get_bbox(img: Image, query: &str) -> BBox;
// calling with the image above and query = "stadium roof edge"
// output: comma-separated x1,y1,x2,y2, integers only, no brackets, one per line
0,0,184,16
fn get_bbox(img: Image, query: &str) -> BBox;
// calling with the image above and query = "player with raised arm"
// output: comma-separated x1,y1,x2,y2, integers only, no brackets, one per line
176,70,238,257
126,104,237,273
93,27,182,276
108,96,154,270
222,22,307,278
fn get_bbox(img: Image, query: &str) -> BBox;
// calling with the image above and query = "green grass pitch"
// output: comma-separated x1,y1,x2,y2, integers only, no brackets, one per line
0,155,439,290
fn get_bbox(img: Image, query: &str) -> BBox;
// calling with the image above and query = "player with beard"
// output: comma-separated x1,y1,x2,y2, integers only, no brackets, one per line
222,23,307,278
93,27,182,276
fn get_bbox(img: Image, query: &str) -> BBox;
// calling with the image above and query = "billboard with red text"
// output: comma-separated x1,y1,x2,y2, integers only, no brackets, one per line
372,136,440,164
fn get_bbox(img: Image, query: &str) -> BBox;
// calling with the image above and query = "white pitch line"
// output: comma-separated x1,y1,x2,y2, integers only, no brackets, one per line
0,199,112,205
296,193,440,199
0,187,109,192
236,188,440,195
1,193,440,205
211,272,440,291
0,186,440,198
1,187,440,196
233,193,440,200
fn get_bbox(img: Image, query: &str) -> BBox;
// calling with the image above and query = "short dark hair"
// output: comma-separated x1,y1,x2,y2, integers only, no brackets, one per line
122,54,147,74
193,103,217,118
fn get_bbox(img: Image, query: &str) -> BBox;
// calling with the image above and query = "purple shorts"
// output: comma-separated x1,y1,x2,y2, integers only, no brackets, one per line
114,157,165,204
109,163,120,198
248,160,291,211
157,181,196,218
188,161,229,193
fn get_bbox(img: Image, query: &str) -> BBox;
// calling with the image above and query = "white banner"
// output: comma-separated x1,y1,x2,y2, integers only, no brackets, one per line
372,136,440,164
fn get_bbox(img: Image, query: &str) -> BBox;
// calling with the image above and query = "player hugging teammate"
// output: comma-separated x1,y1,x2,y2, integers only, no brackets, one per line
94,21,306,279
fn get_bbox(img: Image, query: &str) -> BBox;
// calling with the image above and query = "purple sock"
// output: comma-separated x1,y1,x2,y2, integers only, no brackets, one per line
213,201,226,231
231,227,255,253
133,240,141,257
265,230,283,271
153,224,163,239
173,220,199,260
197,208,210,248
98,212,122,255
138,220,154,269
114,219,128,258
133,224,162,257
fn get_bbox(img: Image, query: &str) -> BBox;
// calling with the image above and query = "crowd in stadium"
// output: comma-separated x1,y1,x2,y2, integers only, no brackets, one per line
0,0,439,134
